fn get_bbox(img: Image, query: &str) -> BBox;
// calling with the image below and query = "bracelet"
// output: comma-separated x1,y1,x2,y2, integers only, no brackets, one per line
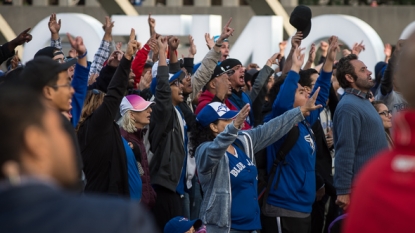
78,50,88,59
215,43,222,47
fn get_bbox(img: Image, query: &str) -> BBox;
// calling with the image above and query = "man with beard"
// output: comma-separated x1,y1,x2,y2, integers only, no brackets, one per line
333,54,388,211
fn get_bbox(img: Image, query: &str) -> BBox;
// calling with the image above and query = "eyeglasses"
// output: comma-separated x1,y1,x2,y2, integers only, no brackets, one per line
170,79,181,87
55,58,66,64
218,69,235,77
52,82,72,89
379,110,392,117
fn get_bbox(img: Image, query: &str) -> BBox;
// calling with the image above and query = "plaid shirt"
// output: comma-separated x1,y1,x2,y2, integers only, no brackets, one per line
51,38,110,80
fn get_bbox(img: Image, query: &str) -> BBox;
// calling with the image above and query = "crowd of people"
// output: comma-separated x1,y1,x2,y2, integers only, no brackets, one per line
0,6,415,233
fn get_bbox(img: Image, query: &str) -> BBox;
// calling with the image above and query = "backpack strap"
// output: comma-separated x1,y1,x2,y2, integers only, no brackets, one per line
259,126,300,201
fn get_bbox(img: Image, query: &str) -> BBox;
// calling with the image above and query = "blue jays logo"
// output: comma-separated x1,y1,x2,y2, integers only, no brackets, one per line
216,104,228,114
304,134,315,154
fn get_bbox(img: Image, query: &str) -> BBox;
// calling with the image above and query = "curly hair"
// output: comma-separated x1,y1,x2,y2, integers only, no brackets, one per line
117,110,137,133
189,120,217,158
336,54,358,89
76,90,105,131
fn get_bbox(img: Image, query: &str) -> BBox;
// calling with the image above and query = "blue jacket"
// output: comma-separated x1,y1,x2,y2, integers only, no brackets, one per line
265,70,332,213
71,62,90,128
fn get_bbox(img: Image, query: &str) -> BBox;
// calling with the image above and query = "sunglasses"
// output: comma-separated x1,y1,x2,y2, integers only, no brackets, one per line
378,110,392,117
218,69,235,77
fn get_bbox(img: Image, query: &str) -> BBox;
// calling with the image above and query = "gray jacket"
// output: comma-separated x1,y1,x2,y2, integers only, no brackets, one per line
195,107,305,233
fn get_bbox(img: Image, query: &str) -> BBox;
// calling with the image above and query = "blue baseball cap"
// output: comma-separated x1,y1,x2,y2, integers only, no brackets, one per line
164,216,202,233
196,102,239,127
213,35,229,43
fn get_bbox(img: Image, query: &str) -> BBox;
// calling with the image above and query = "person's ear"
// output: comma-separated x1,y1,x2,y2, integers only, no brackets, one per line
209,78,216,90
43,86,54,101
345,74,355,83
247,80,251,87
209,122,219,134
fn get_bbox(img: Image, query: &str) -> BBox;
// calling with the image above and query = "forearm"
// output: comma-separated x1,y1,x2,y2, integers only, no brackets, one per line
71,62,91,127
152,66,173,122
281,48,295,75
249,65,274,102
169,49,178,64
196,122,239,174
132,44,151,85
271,70,299,117
190,48,221,100
303,60,313,70
89,40,111,78
380,56,395,95
50,37,62,51
1,42,16,64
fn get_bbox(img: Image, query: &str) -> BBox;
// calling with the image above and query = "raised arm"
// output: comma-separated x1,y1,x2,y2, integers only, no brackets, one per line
249,53,279,102
132,36,156,87
303,43,316,70
248,88,321,153
88,16,113,78
1,28,32,64
48,14,62,50
66,34,90,128
87,29,137,131
271,46,305,118
168,36,180,73
189,18,234,101
281,31,303,75
379,39,403,96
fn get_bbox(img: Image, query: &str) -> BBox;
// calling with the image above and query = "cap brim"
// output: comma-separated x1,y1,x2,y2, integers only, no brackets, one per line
57,58,77,72
130,101,155,112
191,219,203,230
218,110,239,120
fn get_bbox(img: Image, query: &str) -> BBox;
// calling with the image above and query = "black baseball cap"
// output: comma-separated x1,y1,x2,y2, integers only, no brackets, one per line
208,58,242,83
19,56,77,94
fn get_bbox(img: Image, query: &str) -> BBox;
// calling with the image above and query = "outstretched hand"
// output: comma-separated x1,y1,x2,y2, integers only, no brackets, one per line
233,104,250,129
266,53,280,67
300,87,323,117
12,28,32,46
188,35,197,57
205,33,215,50
327,36,340,62
351,41,365,56
168,36,180,51
66,33,86,55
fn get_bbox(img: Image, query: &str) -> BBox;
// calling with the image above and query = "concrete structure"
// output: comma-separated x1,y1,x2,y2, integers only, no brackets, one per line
0,5,414,46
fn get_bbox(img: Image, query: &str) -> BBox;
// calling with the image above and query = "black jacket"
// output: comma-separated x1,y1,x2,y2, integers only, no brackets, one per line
149,66,185,192
88,65,117,93
77,57,131,197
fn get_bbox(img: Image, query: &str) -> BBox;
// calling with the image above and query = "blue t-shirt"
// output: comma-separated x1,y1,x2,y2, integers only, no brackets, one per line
122,137,142,201
227,145,261,231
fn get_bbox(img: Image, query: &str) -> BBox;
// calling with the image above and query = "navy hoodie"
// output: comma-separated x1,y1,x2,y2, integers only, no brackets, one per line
264,70,332,213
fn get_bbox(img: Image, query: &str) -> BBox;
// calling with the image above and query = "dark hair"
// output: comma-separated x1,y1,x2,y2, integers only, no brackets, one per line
189,120,217,158
299,69,318,88
0,84,46,179
336,54,358,89
372,100,386,112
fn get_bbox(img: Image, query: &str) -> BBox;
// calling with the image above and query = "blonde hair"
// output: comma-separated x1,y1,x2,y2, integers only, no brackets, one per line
117,110,137,133
76,90,105,131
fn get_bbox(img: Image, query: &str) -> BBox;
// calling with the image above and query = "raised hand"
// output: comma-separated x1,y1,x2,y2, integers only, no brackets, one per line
327,36,340,62
188,35,197,57
300,87,323,117
12,28,32,46
308,43,316,63
116,42,122,52
279,41,287,57
233,104,250,129
139,70,152,91
103,16,114,41
125,28,138,60
384,43,392,58
342,49,351,57
205,33,215,50
157,36,168,53
291,47,306,72
216,17,234,45
320,41,329,52
291,31,303,49
148,13,156,29
266,53,281,67
351,41,365,56
66,33,86,55
48,13,61,35
168,36,180,51
68,48,77,58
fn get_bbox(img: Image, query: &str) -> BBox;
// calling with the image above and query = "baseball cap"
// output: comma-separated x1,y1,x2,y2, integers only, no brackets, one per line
213,35,229,43
196,102,239,127
207,58,242,84
150,59,175,94
164,216,202,233
34,46,64,59
120,95,154,116
19,56,77,94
